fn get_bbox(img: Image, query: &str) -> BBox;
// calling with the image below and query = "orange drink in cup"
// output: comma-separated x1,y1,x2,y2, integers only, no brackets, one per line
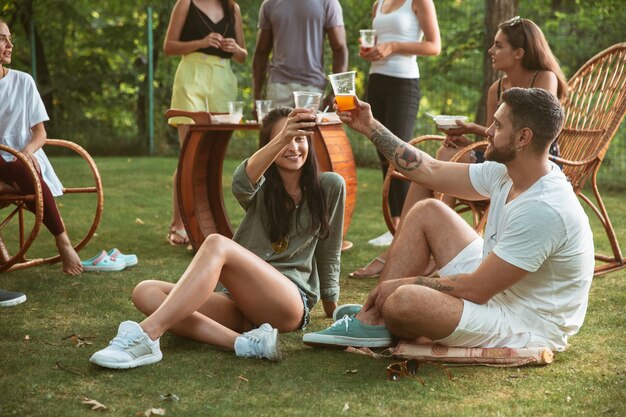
328,71,357,112
335,94,357,111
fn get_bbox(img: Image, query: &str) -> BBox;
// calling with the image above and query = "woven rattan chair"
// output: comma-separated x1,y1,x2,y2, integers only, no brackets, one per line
382,136,490,235
551,43,626,275
0,139,103,272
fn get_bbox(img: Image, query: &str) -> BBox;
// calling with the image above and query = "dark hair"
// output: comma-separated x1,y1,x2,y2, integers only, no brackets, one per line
501,87,564,152
221,0,235,23
258,107,331,242
499,17,568,99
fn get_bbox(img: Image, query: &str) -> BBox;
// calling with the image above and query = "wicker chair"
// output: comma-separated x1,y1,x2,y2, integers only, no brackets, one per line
551,43,626,275
0,140,104,272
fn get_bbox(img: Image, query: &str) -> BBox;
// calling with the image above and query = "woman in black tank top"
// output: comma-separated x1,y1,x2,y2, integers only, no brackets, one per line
164,0,248,247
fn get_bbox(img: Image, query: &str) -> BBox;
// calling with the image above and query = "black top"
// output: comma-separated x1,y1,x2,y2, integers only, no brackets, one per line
180,1,236,58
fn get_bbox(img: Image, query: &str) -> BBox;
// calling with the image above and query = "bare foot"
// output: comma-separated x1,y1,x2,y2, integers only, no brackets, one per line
54,232,83,275
348,256,386,278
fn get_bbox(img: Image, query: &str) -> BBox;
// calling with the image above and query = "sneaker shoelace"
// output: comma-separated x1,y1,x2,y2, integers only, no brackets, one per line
109,332,142,349
331,315,353,331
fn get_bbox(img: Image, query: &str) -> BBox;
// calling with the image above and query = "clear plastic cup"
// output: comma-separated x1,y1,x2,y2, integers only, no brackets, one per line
293,91,322,111
255,100,273,124
227,101,244,123
359,29,376,50
328,71,357,111
293,91,321,131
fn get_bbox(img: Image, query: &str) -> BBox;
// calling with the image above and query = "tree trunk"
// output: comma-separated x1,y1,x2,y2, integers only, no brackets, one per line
475,0,518,126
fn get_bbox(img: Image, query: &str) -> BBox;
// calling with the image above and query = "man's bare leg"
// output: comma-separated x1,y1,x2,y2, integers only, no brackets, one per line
357,199,479,326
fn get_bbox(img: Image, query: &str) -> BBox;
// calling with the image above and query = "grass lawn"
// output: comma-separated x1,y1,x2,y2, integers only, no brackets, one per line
1,156,624,417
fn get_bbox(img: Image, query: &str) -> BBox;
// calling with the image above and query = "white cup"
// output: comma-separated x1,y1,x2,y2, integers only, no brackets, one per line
255,100,273,124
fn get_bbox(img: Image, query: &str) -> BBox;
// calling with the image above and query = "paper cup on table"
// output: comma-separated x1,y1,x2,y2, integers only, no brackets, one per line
359,29,376,50
255,100,273,124
227,101,244,123
328,71,357,111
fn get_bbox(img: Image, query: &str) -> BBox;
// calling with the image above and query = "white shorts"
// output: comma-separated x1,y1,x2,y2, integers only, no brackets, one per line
434,238,553,349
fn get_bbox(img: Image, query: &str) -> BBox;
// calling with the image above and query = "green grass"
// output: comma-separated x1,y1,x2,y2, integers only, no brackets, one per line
1,156,624,417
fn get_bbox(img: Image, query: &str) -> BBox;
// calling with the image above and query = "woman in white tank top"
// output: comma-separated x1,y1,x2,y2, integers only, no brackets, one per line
352,0,440,269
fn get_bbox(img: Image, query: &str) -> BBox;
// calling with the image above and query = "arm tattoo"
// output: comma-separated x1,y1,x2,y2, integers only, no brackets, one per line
413,276,454,292
370,125,424,172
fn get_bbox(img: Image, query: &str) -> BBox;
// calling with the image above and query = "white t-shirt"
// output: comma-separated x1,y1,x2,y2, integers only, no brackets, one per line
0,69,63,196
469,161,595,348
370,0,422,79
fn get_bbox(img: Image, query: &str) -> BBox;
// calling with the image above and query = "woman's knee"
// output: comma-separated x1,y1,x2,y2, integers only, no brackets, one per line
132,280,166,312
199,233,229,257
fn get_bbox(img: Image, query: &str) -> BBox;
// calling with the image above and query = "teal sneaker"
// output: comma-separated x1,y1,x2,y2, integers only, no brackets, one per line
303,315,392,348
332,304,362,321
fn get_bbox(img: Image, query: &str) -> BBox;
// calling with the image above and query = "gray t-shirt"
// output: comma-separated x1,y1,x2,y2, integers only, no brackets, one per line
258,0,344,90
231,159,345,310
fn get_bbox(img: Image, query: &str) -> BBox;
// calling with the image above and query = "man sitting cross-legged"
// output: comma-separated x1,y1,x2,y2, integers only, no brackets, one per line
303,88,594,352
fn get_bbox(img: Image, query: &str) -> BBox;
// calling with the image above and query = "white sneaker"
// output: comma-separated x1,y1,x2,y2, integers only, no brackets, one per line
367,231,393,246
90,321,162,369
234,323,281,361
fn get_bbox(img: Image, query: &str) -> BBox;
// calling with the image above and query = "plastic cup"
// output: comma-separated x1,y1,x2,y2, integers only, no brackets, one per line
359,29,376,51
293,91,322,111
228,101,243,123
328,71,357,111
255,100,273,124
293,91,321,131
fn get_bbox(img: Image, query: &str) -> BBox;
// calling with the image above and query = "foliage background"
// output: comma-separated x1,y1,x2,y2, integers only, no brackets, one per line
1,0,625,173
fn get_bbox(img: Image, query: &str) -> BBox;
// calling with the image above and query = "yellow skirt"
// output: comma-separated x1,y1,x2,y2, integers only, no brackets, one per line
168,52,237,126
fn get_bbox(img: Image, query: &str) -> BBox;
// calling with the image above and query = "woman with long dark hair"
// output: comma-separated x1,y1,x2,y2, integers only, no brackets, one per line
164,0,247,246
90,107,345,368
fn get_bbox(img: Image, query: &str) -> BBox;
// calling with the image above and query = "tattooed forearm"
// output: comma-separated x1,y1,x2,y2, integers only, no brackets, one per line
413,276,454,292
370,124,424,172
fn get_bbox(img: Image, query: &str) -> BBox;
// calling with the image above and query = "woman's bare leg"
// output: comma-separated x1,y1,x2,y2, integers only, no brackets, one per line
54,231,82,275
136,234,304,350
351,181,434,277
132,281,254,349
169,126,188,243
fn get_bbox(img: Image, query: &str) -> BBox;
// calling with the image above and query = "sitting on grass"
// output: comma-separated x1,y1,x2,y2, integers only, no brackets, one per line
304,88,594,352
90,107,345,369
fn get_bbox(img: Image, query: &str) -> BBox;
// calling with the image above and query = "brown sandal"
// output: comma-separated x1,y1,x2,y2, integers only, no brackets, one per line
348,256,385,279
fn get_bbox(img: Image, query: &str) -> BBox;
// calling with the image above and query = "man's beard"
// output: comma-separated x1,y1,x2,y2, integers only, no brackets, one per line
484,142,516,164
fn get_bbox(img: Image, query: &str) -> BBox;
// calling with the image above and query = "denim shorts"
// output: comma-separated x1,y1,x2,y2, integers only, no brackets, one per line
219,286,310,330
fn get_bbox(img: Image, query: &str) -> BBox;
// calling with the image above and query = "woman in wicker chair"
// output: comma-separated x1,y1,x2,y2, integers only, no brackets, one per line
0,19,82,278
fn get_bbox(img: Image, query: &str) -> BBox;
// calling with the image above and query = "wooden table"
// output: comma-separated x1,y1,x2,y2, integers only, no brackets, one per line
168,110,357,250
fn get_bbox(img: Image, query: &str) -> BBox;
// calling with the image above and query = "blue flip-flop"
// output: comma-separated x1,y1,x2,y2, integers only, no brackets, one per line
81,250,126,272
107,248,138,267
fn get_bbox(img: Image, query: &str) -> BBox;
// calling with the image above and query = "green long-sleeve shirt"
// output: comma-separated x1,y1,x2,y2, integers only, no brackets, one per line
231,159,345,310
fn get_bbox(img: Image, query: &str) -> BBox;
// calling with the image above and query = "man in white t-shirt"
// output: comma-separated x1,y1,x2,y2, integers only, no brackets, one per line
304,88,594,352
